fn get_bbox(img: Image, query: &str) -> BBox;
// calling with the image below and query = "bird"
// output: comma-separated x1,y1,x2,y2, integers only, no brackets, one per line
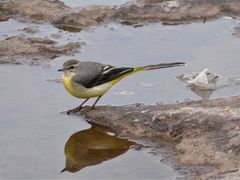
58,59,185,114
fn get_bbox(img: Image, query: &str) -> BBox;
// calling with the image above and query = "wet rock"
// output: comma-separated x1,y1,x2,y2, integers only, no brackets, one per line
51,33,62,39
0,16,9,22
1,0,114,31
177,68,219,90
55,24,83,33
1,0,69,21
20,26,40,34
53,5,114,31
114,0,240,25
133,23,144,28
1,0,240,30
0,36,80,65
75,96,240,179
177,68,220,99
120,20,139,25
0,2,10,22
233,26,240,37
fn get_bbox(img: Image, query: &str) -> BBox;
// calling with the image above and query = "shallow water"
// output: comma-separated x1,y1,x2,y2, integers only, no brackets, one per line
0,64,177,179
1,15,240,179
66,18,240,104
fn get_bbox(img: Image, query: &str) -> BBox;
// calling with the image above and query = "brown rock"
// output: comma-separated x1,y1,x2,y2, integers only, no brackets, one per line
1,0,114,31
0,36,80,65
114,0,240,24
74,96,240,179
2,0,240,30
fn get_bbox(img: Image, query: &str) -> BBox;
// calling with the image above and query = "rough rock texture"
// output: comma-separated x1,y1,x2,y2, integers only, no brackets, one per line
116,0,240,25
0,0,114,31
0,36,80,65
0,2,10,22
54,6,114,32
76,96,240,179
1,0,240,30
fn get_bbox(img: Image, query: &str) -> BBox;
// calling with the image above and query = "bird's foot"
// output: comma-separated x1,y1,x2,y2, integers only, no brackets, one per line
65,106,83,115
61,106,96,115
91,106,97,110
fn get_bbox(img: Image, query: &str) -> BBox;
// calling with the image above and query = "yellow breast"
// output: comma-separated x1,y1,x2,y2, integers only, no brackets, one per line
61,74,115,99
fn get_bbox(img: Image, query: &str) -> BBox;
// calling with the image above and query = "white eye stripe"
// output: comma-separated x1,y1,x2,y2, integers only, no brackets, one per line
67,65,77,69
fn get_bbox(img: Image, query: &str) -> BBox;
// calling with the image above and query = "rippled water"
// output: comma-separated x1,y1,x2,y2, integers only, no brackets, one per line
1,14,240,179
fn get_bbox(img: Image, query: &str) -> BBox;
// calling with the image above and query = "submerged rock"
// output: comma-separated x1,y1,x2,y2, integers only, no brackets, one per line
0,36,80,65
74,96,240,179
177,68,220,99
177,68,219,90
233,26,240,37
20,26,40,34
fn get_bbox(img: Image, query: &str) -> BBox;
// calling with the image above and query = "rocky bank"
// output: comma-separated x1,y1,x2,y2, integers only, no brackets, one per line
1,0,240,30
75,96,240,179
0,36,80,65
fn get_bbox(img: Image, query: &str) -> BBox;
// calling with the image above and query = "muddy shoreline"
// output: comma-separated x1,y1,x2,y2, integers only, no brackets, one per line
75,96,240,179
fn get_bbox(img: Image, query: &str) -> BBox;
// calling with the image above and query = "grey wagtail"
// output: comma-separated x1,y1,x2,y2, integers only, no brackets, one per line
58,59,185,114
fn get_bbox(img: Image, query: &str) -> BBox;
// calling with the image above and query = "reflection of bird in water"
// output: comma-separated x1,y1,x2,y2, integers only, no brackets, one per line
61,124,135,173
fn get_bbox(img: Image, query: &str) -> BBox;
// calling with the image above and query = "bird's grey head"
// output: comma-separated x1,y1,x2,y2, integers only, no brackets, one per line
58,59,80,74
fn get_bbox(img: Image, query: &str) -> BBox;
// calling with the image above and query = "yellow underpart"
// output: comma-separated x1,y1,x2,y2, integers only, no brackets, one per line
61,69,142,99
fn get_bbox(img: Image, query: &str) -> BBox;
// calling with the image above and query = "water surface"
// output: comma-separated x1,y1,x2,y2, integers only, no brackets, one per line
69,18,240,104
0,64,177,179
1,15,240,179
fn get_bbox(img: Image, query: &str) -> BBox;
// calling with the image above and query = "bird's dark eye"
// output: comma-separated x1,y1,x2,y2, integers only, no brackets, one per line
70,66,74,69
206,72,211,75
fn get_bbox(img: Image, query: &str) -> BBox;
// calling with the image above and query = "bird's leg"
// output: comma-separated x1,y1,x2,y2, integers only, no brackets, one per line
66,98,89,115
91,96,102,109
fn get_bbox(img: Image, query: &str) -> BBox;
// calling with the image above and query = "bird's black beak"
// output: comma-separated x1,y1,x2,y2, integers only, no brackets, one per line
58,68,64,72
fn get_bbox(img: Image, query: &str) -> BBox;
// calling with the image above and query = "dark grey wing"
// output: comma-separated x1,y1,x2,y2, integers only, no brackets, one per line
85,65,134,88
73,62,133,88
72,61,103,87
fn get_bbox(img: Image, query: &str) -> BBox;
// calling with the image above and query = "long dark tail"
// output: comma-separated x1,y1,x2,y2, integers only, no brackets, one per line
134,62,186,72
